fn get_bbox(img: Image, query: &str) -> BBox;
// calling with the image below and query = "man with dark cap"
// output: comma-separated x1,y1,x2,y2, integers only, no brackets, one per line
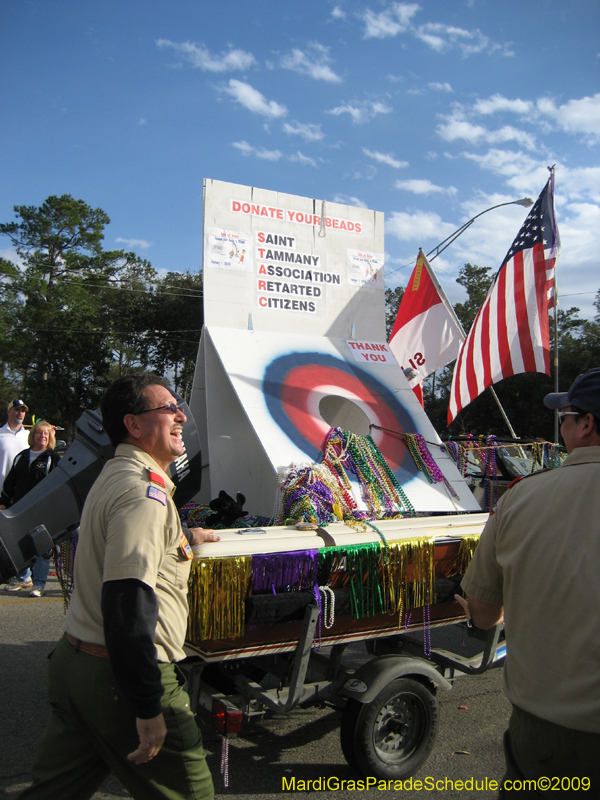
0,399,30,486
456,368,600,796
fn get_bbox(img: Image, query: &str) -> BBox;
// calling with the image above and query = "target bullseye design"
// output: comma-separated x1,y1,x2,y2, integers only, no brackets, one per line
263,353,418,474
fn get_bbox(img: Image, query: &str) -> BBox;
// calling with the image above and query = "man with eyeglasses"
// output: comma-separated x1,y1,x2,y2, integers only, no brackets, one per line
19,374,219,800
455,368,600,796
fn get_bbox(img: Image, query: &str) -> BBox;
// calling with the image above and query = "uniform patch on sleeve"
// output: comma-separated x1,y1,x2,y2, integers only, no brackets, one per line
147,485,167,505
148,470,166,488
180,531,193,560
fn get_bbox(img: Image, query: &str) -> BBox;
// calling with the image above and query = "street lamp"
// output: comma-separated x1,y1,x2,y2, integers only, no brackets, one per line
426,197,534,262
423,196,534,440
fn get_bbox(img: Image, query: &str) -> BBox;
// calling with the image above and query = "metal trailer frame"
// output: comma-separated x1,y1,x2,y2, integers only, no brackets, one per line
185,602,505,781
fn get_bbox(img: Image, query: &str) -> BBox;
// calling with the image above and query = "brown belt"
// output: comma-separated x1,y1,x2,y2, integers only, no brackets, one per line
65,632,109,659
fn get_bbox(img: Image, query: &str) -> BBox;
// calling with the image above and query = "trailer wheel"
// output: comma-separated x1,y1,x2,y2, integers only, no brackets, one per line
341,677,439,780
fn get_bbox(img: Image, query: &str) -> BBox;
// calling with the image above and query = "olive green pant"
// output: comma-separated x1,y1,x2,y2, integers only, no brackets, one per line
19,635,214,800
500,705,600,797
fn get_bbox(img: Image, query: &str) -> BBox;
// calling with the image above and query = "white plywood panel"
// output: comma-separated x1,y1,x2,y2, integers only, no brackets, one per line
205,326,480,513
202,179,385,340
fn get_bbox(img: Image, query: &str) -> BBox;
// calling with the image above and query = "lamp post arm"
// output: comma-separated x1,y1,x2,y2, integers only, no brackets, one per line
426,199,533,262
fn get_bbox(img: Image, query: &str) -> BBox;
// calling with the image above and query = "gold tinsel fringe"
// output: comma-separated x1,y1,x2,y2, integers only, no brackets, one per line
187,556,252,643
385,537,436,619
454,535,481,577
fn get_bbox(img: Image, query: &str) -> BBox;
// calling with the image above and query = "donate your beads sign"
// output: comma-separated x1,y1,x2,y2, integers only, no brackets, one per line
202,179,385,341
192,179,480,516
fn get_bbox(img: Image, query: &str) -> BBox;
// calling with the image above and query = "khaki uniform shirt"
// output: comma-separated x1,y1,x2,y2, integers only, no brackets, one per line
462,446,600,733
66,444,191,663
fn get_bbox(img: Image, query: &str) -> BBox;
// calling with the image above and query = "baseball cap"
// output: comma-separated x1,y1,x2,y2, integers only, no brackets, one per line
7,399,28,412
543,368,600,417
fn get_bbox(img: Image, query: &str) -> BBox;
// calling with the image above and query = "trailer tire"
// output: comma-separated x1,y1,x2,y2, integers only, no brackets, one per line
340,677,439,780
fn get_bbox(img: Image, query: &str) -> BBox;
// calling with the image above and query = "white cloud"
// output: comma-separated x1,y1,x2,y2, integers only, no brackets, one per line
437,112,536,149
333,194,368,208
283,121,324,142
386,209,456,241
429,82,453,93
394,179,457,196
0,248,23,269
362,3,420,39
363,148,408,168
537,92,600,139
290,151,318,167
327,99,392,124
415,23,513,57
138,118,147,126
474,94,533,115
331,5,346,20
222,80,287,119
281,43,343,83
115,237,153,250
232,141,283,161
156,40,255,72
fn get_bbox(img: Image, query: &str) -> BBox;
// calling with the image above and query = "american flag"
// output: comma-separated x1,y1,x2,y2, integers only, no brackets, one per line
448,171,560,425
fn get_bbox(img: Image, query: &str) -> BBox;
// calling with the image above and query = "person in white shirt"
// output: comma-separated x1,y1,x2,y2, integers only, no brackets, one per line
0,399,32,590
0,399,30,485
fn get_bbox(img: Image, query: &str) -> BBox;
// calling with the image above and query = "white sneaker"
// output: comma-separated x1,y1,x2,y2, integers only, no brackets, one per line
30,587,44,598
6,578,34,592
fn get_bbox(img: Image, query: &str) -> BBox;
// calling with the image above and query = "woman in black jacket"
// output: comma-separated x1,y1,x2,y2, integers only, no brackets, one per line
0,421,59,595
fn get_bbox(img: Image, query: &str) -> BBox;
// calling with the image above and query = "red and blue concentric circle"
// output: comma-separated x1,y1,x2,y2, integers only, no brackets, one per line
263,353,417,474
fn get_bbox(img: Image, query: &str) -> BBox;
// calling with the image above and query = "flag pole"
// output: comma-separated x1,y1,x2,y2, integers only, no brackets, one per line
421,249,520,438
553,284,559,445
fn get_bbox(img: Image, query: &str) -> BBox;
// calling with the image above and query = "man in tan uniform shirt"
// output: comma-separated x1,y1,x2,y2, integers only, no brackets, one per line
19,374,219,800
457,368,600,796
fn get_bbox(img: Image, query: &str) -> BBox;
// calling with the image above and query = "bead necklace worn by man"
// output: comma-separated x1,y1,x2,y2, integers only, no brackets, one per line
455,367,600,796
19,373,220,800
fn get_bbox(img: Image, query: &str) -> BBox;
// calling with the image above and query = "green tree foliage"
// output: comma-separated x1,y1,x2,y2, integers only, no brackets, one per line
385,285,405,339
0,195,203,437
453,263,493,331
149,271,203,400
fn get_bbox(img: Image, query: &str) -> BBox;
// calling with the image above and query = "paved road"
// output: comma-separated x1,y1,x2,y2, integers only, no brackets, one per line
0,576,510,800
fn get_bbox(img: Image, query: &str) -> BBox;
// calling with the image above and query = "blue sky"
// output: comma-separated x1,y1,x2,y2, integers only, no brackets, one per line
2,0,599,319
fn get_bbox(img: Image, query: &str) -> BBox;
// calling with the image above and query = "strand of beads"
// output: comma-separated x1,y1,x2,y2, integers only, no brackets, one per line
323,428,414,519
443,441,468,476
220,737,229,788
319,586,335,628
480,435,498,511
405,433,459,499
423,604,432,657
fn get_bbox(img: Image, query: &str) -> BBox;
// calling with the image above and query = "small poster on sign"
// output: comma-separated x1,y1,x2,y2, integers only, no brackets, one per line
206,228,253,272
346,340,397,365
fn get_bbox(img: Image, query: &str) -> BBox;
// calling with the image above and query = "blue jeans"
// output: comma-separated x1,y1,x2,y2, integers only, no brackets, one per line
31,556,51,589
18,556,51,587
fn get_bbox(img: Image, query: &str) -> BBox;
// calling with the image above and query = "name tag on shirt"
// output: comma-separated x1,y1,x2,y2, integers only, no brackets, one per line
147,485,167,505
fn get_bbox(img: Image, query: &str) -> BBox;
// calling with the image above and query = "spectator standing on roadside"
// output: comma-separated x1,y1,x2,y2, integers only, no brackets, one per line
0,399,30,484
456,367,600,795
0,420,59,596
0,399,33,591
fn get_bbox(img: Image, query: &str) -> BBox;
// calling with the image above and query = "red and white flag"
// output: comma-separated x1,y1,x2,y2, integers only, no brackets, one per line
448,172,560,424
388,249,465,405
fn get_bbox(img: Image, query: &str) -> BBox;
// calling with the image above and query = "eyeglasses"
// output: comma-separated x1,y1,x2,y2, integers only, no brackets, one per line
557,410,580,424
137,402,182,416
